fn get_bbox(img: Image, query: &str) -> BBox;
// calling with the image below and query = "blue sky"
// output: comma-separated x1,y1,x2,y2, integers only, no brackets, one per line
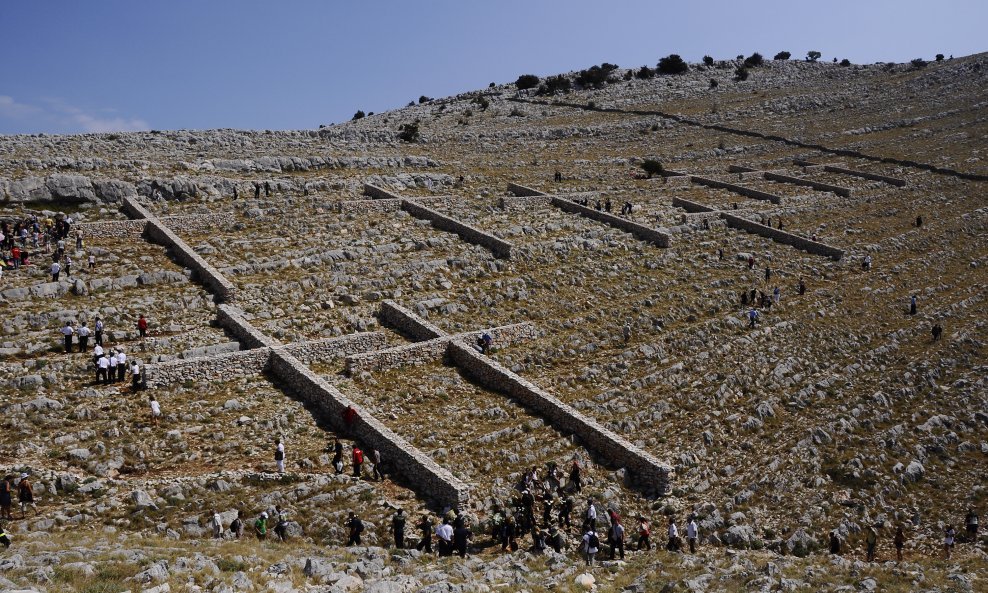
1,0,984,134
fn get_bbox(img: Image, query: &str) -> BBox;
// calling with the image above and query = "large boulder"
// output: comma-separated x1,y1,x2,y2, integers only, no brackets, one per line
93,179,137,202
46,174,97,202
8,177,51,202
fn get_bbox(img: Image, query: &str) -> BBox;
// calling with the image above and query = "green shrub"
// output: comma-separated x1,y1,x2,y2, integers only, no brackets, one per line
641,159,664,178
709,78,719,88
743,52,763,68
840,58,851,67
351,110,365,120
471,96,490,110
418,95,431,104
536,75,572,95
734,66,749,81
911,58,928,69
806,50,822,62
702,55,714,67
515,74,540,90
935,53,944,61
575,63,619,88
774,51,791,60
635,65,655,79
397,120,420,142
657,54,688,74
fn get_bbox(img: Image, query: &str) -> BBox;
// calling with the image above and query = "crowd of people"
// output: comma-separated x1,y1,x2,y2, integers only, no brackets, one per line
0,213,94,283
56,315,149,389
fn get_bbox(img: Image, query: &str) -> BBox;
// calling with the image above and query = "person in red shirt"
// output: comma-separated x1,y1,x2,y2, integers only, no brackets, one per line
352,445,364,479
137,315,148,339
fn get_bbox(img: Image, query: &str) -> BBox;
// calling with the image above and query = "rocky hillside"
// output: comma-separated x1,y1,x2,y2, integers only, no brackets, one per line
0,53,985,592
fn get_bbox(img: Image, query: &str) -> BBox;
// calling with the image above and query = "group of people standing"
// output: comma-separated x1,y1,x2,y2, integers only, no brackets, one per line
57,315,148,388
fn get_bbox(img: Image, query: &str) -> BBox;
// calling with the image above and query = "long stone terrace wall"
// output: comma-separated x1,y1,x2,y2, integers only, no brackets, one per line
77,219,148,239
160,212,237,233
345,337,451,375
282,332,390,365
506,182,546,197
344,321,540,375
448,342,673,495
268,349,471,508
499,195,553,211
795,160,908,187
671,197,717,214
763,171,852,197
551,196,671,248
217,304,283,349
144,347,271,388
363,183,404,200
379,300,446,340
401,199,513,259
337,198,402,214
720,213,845,261
689,176,783,205
144,219,238,302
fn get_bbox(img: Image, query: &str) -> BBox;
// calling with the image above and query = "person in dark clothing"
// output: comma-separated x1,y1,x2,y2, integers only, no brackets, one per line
765,267,771,281
453,524,472,558
264,182,271,197
549,526,566,552
392,509,406,549
254,183,260,199
829,530,841,555
330,437,344,474
604,198,611,212
568,461,582,492
520,490,535,531
966,509,979,539
798,277,806,296
916,215,923,227
559,495,574,530
932,323,943,341
345,512,364,546
741,291,749,306
910,295,918,315
415,515,433,553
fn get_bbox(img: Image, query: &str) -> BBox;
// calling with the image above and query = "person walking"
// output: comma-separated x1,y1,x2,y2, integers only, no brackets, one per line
97,351,111,384
274,505,290,542
274,438,285,473
686,516,699,553
17,475,36,518
0,476,13,519
371,448,382,481
61,321,74,353
435,518,454,557
51,260,60,282
254,512,268,540
609,518,625,560
416,514,433,553
211,509,223,538
108,350,119,383
910,295,918,316
351,444,364,479
116,348,127,382
0,523,10,549
568,460,582,492
331,437,344,474
866,525,878,561
137,314,148,339
830,530,842,555
667,518,680,551
77,322,90,352
131,360,142,391
966,508,979,540
392,509,406,549
230,510,244,539
894,525,906,562
453,522,472,558
637,516,651,551
585,498,597,531
944,525,955,559
149,395,161,426
582,528,600,567
94,316,104,346
345,512,364,545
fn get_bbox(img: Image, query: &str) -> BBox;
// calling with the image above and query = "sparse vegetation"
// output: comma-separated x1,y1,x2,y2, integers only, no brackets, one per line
640,159,664,178
936,53,945,62
774,51,791,60
911,58,928,69
806,50,822,62
703,55,714,67
635,65,655,79
515,74,540,90
734,65,750,81
351,110,365,120
657,54,688,75
418,95,431,104
743,52,764,68
575,63,619,89
536,74,572,95
397,120,420,142
840,58,851,67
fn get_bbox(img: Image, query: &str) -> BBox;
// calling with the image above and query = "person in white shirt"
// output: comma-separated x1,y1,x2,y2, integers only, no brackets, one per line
582,528,599,566
211,509,223,538
60,322,74,353
275,439,285,473
687,516,699,553
92,344,104,368
131,361,142,390
88,253,95,269
149,395,161,426
116,349,127,382
77,322,90,352
108,351,119,383
97,352,111,384
585,497,597,531
435,519,454,557
94,317,104,346
51,261,61,282
667,518,680,552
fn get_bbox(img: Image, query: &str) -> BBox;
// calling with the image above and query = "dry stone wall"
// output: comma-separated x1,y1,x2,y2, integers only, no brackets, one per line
551,196,671,248
380,300,446,340
400,199,513,259
337,198,402,214
689,176,783,204
267,349,471,507
720,213,845,260
282,332,390,365
144,348,271,388
448,342,673,495
763,171,852,197
77,220,148,239
217,304,283,349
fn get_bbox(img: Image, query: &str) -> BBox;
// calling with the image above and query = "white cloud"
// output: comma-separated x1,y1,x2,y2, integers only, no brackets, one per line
0,95,149,134
0,95,42,118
